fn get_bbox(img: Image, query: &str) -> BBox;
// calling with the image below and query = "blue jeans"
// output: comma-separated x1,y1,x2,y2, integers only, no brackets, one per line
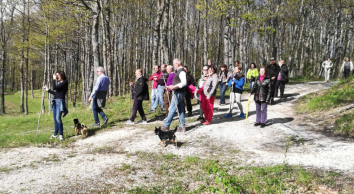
152,85,165,110
151,89,157,110
249,80,254,90
219,82,228,104
92,97,107,124
53,101,63,136
164,91,186,127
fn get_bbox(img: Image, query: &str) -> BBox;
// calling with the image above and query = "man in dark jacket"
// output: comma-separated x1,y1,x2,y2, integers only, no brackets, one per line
184,66,195,116
266,57,280,104
126,69,149,124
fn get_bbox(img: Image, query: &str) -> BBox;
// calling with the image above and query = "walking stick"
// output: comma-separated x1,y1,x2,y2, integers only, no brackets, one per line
36,87,46,136
172,90,183,126
245,96,251,125
163,78,170,105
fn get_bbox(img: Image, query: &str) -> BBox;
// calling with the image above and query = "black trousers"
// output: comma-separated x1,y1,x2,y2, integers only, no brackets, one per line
130,98,146,121
344,69,351,79
185,90,192,113
270,79,277,98
275,80,285,97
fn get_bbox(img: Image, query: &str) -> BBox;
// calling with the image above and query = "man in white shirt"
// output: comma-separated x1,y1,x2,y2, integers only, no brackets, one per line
161,59,187,132
322,57,333,82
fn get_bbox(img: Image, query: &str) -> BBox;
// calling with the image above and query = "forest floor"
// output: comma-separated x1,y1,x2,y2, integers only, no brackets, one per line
1,82,354,193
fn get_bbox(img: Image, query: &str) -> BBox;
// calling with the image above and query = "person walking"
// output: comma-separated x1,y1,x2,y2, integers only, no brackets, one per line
126,69,149,124
218,64,232,105
246,63,258,90
249,66,272,128
89,67,110,127
161,59,187,132
340,57,353,79
275,60,289,98
322,57,333,82
164,65,175,120
195,65,209,121
155,64,168,112
44,71,68,141
184,66,195,116
225,65,245,118
201,65,218,125
148,65,162,112
266,57,280,104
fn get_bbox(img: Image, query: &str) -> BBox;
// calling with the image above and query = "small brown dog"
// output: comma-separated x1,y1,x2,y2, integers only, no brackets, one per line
73,119,88,138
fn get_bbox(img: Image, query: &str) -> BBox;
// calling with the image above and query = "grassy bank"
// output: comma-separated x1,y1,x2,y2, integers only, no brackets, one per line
296,75,354,136
0,90,166,148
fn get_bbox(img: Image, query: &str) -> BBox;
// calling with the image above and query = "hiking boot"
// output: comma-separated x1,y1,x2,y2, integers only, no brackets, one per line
161,125,169,131
50,134,58,140
125,120,135,125
224,113,232,118
149,109,156,112
187,112,193,117
136,120,148,124
238,113,245,118
260,123,266,128
92,123,100,128
254,123,261,126
177,126,186,132
102,117,109,125
59,135,65,141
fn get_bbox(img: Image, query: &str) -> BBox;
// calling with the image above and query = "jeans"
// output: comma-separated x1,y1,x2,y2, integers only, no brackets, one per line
150,89,157,110
344,69,351,79
164,92,172,117
219,82,228,104
52,100,64,136
152,86,164,110
275,80,285,97
255,101,267,124
164,91,186,128
249,80,254,90
130,98,146,121
92,97,107,124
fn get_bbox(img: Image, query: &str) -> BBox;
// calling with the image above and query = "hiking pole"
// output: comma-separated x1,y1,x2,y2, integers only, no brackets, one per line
163,78,171,105
172,90,183,126
36,86,46,136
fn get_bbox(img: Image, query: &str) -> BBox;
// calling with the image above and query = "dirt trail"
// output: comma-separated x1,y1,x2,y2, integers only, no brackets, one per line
1,82,353,193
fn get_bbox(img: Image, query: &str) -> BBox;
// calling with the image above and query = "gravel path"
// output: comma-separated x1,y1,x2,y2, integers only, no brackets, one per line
1,82,353,193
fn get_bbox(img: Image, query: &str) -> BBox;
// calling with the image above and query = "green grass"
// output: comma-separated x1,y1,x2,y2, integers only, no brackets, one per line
334,112,354,136
296,75,354,113
124,153,342,193
0,89,167,148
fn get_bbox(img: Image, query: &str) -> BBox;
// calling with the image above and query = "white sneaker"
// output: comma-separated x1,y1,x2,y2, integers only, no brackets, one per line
50,134,58,139
125,120,135,125
59,135,65,141
136,120,148,124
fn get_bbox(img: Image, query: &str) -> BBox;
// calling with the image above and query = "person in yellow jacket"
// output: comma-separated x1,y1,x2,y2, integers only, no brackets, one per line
246,63,259,90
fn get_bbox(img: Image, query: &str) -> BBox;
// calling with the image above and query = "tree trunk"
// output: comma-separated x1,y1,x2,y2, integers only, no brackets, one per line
152,0,166,67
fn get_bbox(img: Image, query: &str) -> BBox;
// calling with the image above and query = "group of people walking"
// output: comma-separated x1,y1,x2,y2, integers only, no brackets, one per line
48,55,334,139
322,57,353,82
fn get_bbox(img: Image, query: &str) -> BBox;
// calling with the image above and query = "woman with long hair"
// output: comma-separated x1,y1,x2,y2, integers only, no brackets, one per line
218,64,232,105
249,66,272,128
44,71,68,141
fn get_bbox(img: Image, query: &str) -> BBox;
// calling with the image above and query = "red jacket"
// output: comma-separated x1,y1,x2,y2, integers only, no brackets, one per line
148,71,161,89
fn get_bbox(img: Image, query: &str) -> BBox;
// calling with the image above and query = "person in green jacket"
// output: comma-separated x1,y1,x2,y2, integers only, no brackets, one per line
246,63,259,90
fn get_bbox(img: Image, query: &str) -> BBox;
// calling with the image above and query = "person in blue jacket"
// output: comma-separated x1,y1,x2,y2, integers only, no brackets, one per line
225,64,245,118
